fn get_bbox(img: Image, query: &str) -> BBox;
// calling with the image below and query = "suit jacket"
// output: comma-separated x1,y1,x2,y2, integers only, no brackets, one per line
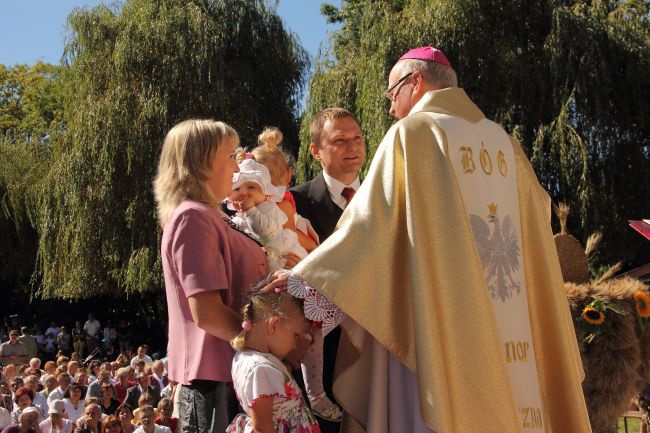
290,172,343,242
124,385,160,409
148,374,169,393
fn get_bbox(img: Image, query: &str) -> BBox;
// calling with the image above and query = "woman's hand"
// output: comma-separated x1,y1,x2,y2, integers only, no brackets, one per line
282,252,301,269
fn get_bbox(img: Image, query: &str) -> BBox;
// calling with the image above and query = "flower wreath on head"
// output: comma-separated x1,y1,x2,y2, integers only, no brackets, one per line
277,270,344,336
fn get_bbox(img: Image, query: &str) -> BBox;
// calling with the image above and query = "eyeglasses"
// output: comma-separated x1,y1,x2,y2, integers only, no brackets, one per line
385,72,414,102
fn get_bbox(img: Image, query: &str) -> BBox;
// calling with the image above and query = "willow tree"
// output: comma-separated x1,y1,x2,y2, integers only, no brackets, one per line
35,0,308,299
299,0,650,270
0,63,63,297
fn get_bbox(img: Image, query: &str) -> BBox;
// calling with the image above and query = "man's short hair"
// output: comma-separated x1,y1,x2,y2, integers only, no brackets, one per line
398,59,458,89
310,108,359,147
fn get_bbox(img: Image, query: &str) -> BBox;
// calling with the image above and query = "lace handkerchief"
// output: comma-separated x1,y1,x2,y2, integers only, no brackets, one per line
284,271,344,336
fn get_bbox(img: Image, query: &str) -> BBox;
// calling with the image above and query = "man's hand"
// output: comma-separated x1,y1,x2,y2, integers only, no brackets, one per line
257,271,289,293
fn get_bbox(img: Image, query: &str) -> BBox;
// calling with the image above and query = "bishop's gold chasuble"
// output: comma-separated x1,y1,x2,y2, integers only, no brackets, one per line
294,88,591,433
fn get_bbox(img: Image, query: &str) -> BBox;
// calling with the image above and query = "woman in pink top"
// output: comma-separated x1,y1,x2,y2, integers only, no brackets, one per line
153,119,290,433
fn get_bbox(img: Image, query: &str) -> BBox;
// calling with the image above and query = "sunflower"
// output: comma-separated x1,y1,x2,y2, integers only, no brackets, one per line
582,306,605,325
635,291,650,318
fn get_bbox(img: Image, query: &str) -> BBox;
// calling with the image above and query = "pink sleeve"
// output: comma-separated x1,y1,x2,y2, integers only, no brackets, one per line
171,208,228,298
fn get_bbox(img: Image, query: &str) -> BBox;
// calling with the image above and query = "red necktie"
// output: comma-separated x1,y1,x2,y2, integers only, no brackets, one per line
341,187,356,208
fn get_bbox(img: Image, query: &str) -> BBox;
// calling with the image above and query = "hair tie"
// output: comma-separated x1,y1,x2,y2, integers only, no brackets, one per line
241,321,252,331
274,286,287,293
245,152,255,160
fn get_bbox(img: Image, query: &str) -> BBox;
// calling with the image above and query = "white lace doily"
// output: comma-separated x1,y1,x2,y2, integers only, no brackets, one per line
284,272,344,336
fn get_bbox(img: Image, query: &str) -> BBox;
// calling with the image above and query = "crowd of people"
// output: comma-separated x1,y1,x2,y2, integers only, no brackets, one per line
0,340,176,433
0,314,166,364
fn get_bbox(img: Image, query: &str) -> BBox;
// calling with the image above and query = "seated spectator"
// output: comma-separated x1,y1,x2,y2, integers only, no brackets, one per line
115,405,133,433
131,394,153,426
101,415,121,433
98,385,119,416
39,376,56,399
63,383,85,424
10,378,24,398
0,384,13,412
133,406,169,433
87,362,101,385
0,332,27,367
147,363,166,398
67,362,79,378
1,406,40,433
55,357,69,369
42,363,55,378
47,373,71,405
132,362,144,376
153,399,175,433
39,400,74,433
129,348,151,370
124,374,159,411
1,367,15,387
10,387,34,424
114,356,128,370
112,370,133,405
22,377,46,421
86,371,111,400
73,402,101,433
74,372,89,388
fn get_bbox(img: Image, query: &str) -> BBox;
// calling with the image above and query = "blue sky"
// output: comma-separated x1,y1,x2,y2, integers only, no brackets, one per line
0,0,341,66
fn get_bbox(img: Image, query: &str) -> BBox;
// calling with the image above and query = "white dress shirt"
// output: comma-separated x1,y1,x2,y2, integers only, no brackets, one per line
321,171,361,210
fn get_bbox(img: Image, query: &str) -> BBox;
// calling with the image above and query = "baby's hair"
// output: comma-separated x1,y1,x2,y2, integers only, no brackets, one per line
231,275,305,350
251,127,293,186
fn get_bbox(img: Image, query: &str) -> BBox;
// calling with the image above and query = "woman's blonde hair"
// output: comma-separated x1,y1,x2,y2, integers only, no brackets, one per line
230,276,305,350
154,119,239,227
247,127,292,186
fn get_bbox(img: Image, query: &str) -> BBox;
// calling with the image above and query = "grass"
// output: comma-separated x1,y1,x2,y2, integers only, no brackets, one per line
618,417,642,433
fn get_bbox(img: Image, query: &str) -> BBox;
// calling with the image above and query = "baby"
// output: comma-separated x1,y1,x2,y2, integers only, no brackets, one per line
228,158,307,270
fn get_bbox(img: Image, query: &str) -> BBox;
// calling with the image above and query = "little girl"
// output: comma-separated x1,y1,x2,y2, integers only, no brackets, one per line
227,283,320,433
229,128,342,421
249,127,319,253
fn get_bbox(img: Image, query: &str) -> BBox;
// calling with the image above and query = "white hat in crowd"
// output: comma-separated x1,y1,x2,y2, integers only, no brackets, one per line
48,400,65,415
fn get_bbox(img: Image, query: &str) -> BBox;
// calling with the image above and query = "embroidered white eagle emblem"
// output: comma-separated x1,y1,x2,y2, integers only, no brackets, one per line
470,203,521,302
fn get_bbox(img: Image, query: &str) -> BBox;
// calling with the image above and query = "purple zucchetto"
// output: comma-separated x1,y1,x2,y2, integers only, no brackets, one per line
399,46,451,67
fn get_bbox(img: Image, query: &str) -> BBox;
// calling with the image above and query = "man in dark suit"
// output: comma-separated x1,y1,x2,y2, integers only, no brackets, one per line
291,108,366,240
124,371,161,409
290,108,366,432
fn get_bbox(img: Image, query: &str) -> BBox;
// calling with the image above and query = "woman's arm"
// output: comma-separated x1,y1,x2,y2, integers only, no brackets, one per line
248,396,277,433
187,291,241,342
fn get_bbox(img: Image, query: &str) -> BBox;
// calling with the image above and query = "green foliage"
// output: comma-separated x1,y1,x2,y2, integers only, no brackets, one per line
0,63,62,296
299,0,650,269
0,62,64,142
33,0,308,299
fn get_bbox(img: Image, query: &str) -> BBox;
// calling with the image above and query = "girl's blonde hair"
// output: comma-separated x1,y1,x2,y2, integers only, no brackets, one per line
231,276,305,350
248,127,292,186
154,119,239,227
